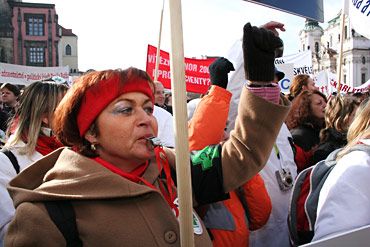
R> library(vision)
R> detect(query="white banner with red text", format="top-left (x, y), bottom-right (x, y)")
top-left (0, 62), bottom-right (69, 85)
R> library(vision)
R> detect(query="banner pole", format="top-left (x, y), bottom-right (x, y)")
top-left (154, 0), bottom-right (165, 82)
top-left (336, 0), bottom-right (346, 93)
top-left (168, 0), bottom-right (194, 246)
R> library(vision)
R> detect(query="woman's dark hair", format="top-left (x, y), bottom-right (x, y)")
top-left (285, 90), bottom-right (327, 130)
top-left (53, 67), bottom-right (154, 157)
top-left (1, 83), bottom-right (21, 97)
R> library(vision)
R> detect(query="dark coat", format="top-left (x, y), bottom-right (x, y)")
top-left (309, 128), bottom-right (347, 166)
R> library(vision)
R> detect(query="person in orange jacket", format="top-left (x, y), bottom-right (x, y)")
top-left (188, 57), bottom-right (272, 247)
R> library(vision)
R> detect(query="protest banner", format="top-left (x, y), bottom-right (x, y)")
top-left (276, 63), bottom-right (295, 94)
top-left (327, 70), bottom-right (370, 94)
top-left (0, 62), bottom-right (69, 85)
top-left (146, 45), bottom-right (216, 94)
top-left (344, 0), bottom-right (370, 40)
top-left (312, 70), bottom-right (370, 95)
top-left (244, 0), bottom-right (324, 22)
top-left (274, 50), bottom-right (313, 76)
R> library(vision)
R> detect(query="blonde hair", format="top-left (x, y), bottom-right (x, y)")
top-left (320, 95), bottom-right (359, 142)
top-left (337, 97), bottom-right (370, 159)
top-left (5, 81), bottom-right (68, 156)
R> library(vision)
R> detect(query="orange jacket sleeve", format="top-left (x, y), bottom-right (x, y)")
top-left (241, 174), bottom-right (272, 230)
top-left (188, 85), bottom-right (232, 151)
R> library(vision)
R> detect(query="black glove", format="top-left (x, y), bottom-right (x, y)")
top-left (243, 23), bottom-right (283, 83)
top-left (209, 57), bottom-right (235, 89)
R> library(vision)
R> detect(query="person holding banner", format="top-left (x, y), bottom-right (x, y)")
top-left (0, 80), bottom-right (68, 244)
top-left (5, 23), bottom-right (289, 246)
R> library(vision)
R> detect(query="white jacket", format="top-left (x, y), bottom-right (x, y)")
top-left (153, 105), bottom-right (175, 148)
top-left (0, 138), bottom-right (43, 245)
top-left (250, 124), bottom-right (298, 247)
top-left (313, 139), bottom-right (370, 241)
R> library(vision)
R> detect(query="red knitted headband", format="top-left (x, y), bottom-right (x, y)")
top-left (77, 74), bottom-right (154, 137)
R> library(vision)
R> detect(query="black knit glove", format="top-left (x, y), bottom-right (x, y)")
top-left (243, 23), bottom-right (283, 83)
top-left (209, 57), bottom-right (235, 89)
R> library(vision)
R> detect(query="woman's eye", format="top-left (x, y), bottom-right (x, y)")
top-left (144, 106), bottom-right (154, 114)
top-left (113, 107), bottom-right (132, 114)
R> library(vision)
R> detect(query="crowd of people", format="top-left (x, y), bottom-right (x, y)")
top-left (0, 20), bottom-right (370, 247)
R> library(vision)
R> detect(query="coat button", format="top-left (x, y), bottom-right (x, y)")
top-left (164, 230), bottom-right (177, 244)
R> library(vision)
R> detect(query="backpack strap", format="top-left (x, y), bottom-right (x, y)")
top-left (44, 201), bottom-right (82, 247)
top-left (1, 149), bottom-right (20, 174)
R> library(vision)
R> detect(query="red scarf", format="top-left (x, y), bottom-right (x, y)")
top-left (93, 146), bottom-right (178, 216)
top-left (35, 135), bottom-right (64, 156)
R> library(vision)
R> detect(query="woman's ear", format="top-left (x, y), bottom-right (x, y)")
top-left (84, 130), bottom-right (97, 144)
top-left (41, 116), bottom-right (49, 126)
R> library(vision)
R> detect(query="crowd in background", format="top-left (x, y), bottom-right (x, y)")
top-left (0, 20), bottom-right (370, 247)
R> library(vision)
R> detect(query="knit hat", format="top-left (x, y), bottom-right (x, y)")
top-left (242, 23), bottom-right (283, 82)
top-left (77, 74), bottom-right (154, 137)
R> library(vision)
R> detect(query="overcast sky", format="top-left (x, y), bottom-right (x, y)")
top-left (27, 0), bottom-right (343, 71)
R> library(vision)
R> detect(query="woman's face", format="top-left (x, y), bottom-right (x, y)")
top-left (88, 92), bottom-right (158, 169)
top-left (303, 78), bottom-right (318, 92)
top-left (310, 94), bottom-right (327, 119)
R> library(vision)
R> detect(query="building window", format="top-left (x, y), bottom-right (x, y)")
top-left (327, 42), bottom-right (329, 48)
top-left (338, 34), bottom-right (340, 41)
top-left (343, 58), bottom-right (346, 65)
top-left (315, 42), bottom-right (319, 53)
top-left (352, 29), bottom-right (355, 37)
top-left (303, 44), bottom-right (305, 51)
top-left (344, 74), bottom-right (347, 84)
top-left (26, 14), bottom-right (45, 36)
top-left (362, 56), bottom-right (366, 64)
top-left (345, 26), bottom-right (348, 39)
top-left (65, 45), bottom-right (72, 55)
top-left (330, 36), bottom-right (333, 47)
top-left (362, 73), bottom-right (366, 84)
top-left (307, 45), bottom-right (310, 50)
top-left (27, 47), bottom-right (45, 66)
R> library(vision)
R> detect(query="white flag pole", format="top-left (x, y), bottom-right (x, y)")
top-left (168, 0), bottom-right (194, 246)
top-left (336, 0), bottom-right (346, 93)
top-left (154, 0), bottom-right (165, 82)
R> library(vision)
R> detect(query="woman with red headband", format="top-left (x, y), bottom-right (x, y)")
top-left (5, 23), bottom-right (289, 246)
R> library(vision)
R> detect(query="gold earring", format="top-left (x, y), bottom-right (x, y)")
top-left (91, 143), bottom-right (97, 151)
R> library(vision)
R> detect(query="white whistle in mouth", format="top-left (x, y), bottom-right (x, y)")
top-left (146, 137), bottom-right (162, 147)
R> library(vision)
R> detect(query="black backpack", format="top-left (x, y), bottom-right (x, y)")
top-left (1, 149), bottom-right (82, 246)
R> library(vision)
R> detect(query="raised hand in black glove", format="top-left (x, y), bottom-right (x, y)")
top-left (243, 22), bottom-right (283, 84)
top-left (209, 57), bottom-right (235, 89)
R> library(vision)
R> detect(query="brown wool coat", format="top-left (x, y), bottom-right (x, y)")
top-left (5, 87), bottom-right (290, 247)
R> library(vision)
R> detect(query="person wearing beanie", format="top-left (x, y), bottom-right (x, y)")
top-left (5, 63), bottom-right (289, 246)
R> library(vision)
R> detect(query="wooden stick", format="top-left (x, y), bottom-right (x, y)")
top-left (336, 1), bottom-right (346, 93)
top-left (168, 0), bottom-right (195, 246)
top-left (154, 0), bottom-right (165, 82)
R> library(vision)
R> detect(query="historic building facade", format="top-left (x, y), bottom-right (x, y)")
top-left (299, 12), bottom-right (370, 87)
top-left (59, 27), bottom-right (78, 74)
top-left (0, 0), bottom-right (78, 71)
